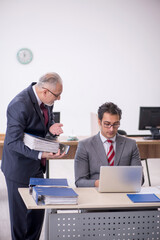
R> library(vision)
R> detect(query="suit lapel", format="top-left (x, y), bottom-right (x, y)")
top-left (28, 83), bottom-right (46, 128)
top-left (114, 134), bottom-right (125, 165)
top-left (91, 133), bottom-right (109, 166)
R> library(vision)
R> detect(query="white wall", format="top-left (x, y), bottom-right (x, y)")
top-left (1, 0), bottom-right (160, 136)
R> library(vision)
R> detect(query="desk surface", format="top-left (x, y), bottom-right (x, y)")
top-left (19, 187), bottom-right (160, 210)
top-left (59, 136), bottom-right (160, 159)
top-left (1, 134), bottom-right (160, 144)
top-left (1, 135), bottom-right (160, 159)
top-left (59, 136), bottom-right (160, 145)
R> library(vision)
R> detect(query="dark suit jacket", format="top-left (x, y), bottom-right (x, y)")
top-left (74, 132), bottom-right (144, 187)
top-left (2, 83), bottom-right (55, 184)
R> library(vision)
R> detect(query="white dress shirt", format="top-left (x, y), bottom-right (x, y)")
top-left (99, 132), bottom-right (116, 155)
top-left (32, 85), bottom-right (43, 160)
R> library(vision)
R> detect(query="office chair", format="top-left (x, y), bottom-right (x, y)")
top-left (142, 159), bottom-right (151, 186)
top-left (117, 129), bottom-right (127, 135)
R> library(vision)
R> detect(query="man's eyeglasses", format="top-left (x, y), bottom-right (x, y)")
top-left (103, 122), bottom-right (120, 129)
top-left (42, 87), bottom-right (61, 98)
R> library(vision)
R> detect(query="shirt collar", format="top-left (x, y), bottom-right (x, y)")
top-left (100, 132), bottom-right (116, 143)
top-left (32, 85), bottom-right (41, 106)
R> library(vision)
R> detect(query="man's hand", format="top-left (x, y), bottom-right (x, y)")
top-left (49, 123), bottom-right (63, 135)
top-left (42, 149), bottom-right (65, 159)
top-left (94, 180), bottom-right (99, 187)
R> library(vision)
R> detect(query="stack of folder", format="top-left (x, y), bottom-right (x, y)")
top-left (29, 178), bottom-right (78, 205)
top-left (23, 133), bottom-right (70, 154)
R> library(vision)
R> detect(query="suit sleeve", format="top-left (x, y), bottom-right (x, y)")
top-left (130, 141), bottom-right (145, 185)
top-left (6, 101), bottom-right (39, 160)
top-left (130, 141), bottom-right (142, 166)
top-left (74, 141), bottom-right (96, 187)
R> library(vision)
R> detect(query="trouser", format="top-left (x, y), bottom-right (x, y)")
top-left (5, 178), bottom-right (45, 240)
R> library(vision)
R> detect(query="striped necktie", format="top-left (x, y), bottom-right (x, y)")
top-left (107, 140), bottom-right (115, 166)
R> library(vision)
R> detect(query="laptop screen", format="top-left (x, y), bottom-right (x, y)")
top-left (98, 166), bottom-right (142, 193)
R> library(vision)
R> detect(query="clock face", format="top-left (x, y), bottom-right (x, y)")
top-left (17, 48), bottom-right (33, 64)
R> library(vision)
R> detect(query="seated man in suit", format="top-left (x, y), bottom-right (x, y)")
top-left (74, 102), bottom-right (144, 187)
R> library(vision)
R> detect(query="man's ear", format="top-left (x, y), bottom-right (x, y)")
top-left (43, 88), bottom-right (48, 96)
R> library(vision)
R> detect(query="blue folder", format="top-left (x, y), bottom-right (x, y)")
top-left (29, 178), bottom-right (68, 194)
top-left (29, 178), bottom-right (68, 186)
top-left (32, 186), bottom-right (78, 205)
top-left (127, 194), bottom-right (160, 203)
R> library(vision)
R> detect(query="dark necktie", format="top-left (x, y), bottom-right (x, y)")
top-left (107, 140), bottom-right (115, 166)
top-left (40, 103), bottom-right (48, 168)
top-left (40, 103), bottom-right (49, 126)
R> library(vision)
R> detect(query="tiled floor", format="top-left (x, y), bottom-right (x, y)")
top-left (0, 158), bottom-right (160, 240)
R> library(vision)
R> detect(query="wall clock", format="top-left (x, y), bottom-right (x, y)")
top-left (17, 48), bottom-right (33, 64)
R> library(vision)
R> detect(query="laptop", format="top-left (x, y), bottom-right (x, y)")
top-left (98, 166), bottom-right (142, 193)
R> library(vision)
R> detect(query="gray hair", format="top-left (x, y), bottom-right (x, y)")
top-left (37, 72), bottom-right (62, 88)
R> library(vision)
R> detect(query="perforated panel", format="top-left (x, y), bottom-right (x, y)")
top-left (49, 210), bottom-right (160, 240)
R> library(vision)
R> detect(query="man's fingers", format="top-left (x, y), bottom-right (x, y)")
top-left (57, 123), bottom-right (63, 127)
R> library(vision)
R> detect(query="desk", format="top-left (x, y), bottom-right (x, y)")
top-left (19, 187), bottom-right (160, 240)
top-left (59, 136), bottom-right (160, 185)
top-left (130, 137), bottom-right (160, 159)
top-left (59, 136), bottom-right (160, 159)
top-left (1, 135), bottom-right (160, 184)
top-left (1, 134), bottom-right (160, 160)
top-left (58, 136), bottom-right (160, 186)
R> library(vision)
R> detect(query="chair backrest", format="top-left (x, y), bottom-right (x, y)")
top-left (53, 112), bottom-right (60, 123)
top-left (118, 129), bottom-right (127, 136)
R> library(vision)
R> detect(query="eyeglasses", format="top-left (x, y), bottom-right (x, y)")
top-left (42, 87), bottom-right (61, 98)
top-left (103, 122), bottom-right (120, 129)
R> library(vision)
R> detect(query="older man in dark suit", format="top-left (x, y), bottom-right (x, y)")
top-left (75, 102), bottom-right (144, 188)
top-left (1, 72), bottom-right (64, 240)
